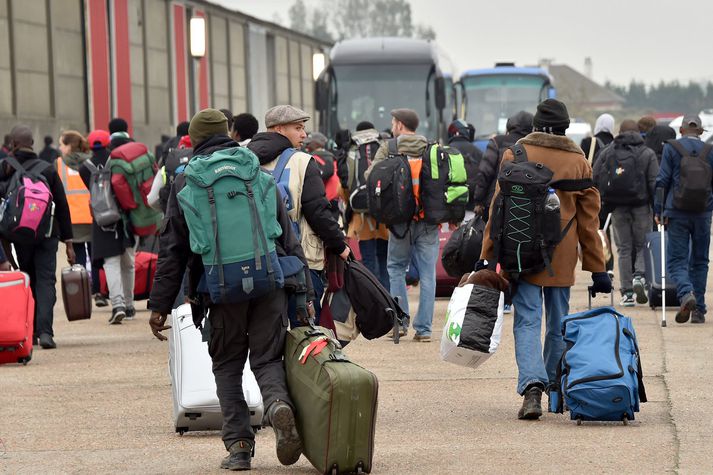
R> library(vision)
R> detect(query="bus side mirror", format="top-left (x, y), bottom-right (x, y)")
top-left (435, 77), bottom-right (446, 110)
top-left (548, 86), bottom-right (556, 99)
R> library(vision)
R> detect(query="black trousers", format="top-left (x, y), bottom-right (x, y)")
top-left (15, 237), bottom-right (59, 338)
top-left (208, 288), bottom-right (292, 449)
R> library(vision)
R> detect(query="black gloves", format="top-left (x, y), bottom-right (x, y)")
top-left (474, 259), bottom-right (489, 272)
top-left (590, 272), bottom-right (612, 296)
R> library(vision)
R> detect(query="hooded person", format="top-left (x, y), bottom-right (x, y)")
top-left (581, 113), bottom-right (615, 167)
top-left (479, 98), bottom-right (611, 421)
top-left (149, 108), bottom-right (313, 471)
top-left (473, 110), bottom-right (534, 218)
top-left (645, 124), bottom-right (677, 164)
top-left (248, 105), bottom-right (348, 327)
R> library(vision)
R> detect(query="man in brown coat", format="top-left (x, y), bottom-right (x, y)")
top-left (479, 99), bottom-right (612, 420)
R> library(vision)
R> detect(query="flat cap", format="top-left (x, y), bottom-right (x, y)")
top-left (265, 105), bottom-right (310, 128)
top-left (189, 108), bottom-right (229, 147)
top-left (391, 108), bottom-right (419, 132)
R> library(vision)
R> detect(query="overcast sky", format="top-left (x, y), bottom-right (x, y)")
top-left (214, 0), bottom-right (713, 87)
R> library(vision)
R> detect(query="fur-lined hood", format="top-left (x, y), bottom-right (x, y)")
top-left (518, 132), bottom-right (584, 155)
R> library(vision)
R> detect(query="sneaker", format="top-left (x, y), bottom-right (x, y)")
top-left (691, 309), bottom-right (706, 324)
top-left (109, 307), bottom-right (126, 325)
top-left (675, 292), bottom-right (697, 324)
top-left (619, 293), bottom-right (635, 307)
top-left (39, 333), bottom-right (56, 349)
top-left (503, 304), bottom-right (513, 314)
top-left (93, 293), bottom-right (109, 307)
top-left (220, 440), bottom-right (253, 471)
top-left (267, 401), bottom-right (302, 466)
top-left (632, 277), bottom-right (648, 304)
top-left (412, 333), bottom-right (432, 342)
top-left (518, 385), bottom-right (543, 420)
top-left (124, 307), bottom-right (136, 321)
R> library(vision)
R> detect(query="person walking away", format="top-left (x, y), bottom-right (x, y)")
top-left (304, 132), bottom-right (341, 222)
top-left (365, 109), bottom-right (437, 342)
top-left (39, 135), bottom-right (60, 168)
top-left (479, 99), bottom-right (611, 419)
top-left (149, 108), bottom-right (311, 470)
top-left (0, 125), bottom-right (75, 349)
top-left (148, 134), bottom-right (192, 212)
top-left (159, 121), bottom-right (190, 165)
top-left (248, 105), bottom-right (349, 326)
top-left (638, 116), bottom-right (656, 138)
top-left (447, 119), bottom-right (482, 215)
top-left (594, 120), bottom-right (658, 306)
top-left (341, 121), bottom-right (390, 290)
top-left (581, 113), bottom-right (615, 168)
top-left (654, 114), bottom-right (713, 324)
top-left (58, 131), bottom-right (97, 292)
top-left (646, 125), bottom-right (677, 164)
top-left (473, 111), bottom-right (533, 220)
top-left (231, 113), bottom-right (259, 146)
top-left (79, 130), bottom-right (137, 324)
top-left (108, 117), bottom-right (133, 150)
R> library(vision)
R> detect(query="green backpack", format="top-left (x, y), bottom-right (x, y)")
top-left (109, 142), bottom-right (162, 236)
top-left (177, 146), bottom-right (285, 304)
top-left (419, 144), bottom-right (470, 224)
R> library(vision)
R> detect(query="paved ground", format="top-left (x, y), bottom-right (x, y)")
top-left (1, 263), bottom-right (712, 474)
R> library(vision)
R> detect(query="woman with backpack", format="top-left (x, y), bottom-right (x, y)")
top-left (79, 130), bottom-right (137, 325)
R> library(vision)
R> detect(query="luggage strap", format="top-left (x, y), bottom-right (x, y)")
top-left (272, 148), bottom-right (297, 183)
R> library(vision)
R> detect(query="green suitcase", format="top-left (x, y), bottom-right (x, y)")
top-left (285, 326), bottom-right (378, 474)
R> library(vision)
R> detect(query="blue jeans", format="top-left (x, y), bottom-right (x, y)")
top-left (288, 269), bottom-right (324, 328)
top-left (667, 215), bottom-right (711, 313)
top-left (359, 239), bottom-right (390, 291)
top-left (387, 221), bottom-right (440, 336)
top-left (512, 280), bottom-right (570, 395)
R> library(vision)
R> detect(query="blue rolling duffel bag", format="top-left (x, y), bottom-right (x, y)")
top-left (549, 306), bottom-right (647, 425)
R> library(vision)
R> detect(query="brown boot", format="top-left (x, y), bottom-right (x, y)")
top-left (518, 385), bottom-right (543, 420)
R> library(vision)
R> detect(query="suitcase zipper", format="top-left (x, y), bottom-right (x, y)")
top-left (0, 278), bottom-right (26, 288)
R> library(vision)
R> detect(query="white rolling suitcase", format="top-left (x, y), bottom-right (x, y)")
top-left (169, 304), bottom-right (264, 434)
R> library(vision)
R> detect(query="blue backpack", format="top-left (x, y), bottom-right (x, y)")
top-left (549, 307), bottom-right (647, 424)
top-left (270, 148), bottom-right (301, 238)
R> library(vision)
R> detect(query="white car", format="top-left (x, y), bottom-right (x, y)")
top-left (565, 121), bottom-right (593, 148)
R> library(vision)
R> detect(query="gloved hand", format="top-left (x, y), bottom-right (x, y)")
top-left (474, 259), bottom-right (489, 272)
top-left (590, 272), bottom-right (612, 296)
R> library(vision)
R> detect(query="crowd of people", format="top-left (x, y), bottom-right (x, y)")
top-left (2, 97), bottom-right (712, 470)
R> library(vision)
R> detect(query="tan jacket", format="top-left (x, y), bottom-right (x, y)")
top-left (480, 132), bottom-right (606, 287)
top-left (262, 150), bottom-right (326, 270)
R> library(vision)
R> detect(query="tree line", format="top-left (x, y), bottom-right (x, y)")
top-left (605, 80), bottom-right (713, 113)
top-left (287, 0), bottom-right (436, 43)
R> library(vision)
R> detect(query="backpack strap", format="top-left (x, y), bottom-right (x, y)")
top-left (667, 139), bottom-right (689, 158)
top-left (245, 181), bottom-right (275, 288)
top-left (700, 143), bottom-right (713, 162)
top-left (387, 138), bottom-right (398, 156)
top-left (206, 186), bottom-right (227, 302)
top-left (6, 156), bottom-right (50, 179)
top-left (587, 137), bottom-right (597, 164)
top-left (510, 143), bottom-right (528, 163)
top-left (549, 178), bottom-right (594, 191)
top-left (83, 159), bottom-right (98, 173)
top-left (273, 148), bottom-right (297, 182)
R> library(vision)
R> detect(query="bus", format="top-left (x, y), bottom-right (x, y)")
top-left (315, 37), bottom-right (456, 143)
top-left (458, 64), bottom-right (555, 149)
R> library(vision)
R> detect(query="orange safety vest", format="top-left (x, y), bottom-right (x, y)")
top-left (57, 158), bottom-right (92, 225)
top-left (407, 156), bottom-right (425, 220)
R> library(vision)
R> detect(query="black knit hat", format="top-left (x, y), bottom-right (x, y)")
top-left (533, 99), bottom-right (570, 135)
top-left (108, 117), bottom-right (128, 134)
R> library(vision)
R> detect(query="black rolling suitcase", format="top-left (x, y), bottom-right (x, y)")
top-left (644, 230), bottom-right (679, 308)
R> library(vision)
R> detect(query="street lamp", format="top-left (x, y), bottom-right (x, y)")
top-left (190, 16), bottom-right (206, 58)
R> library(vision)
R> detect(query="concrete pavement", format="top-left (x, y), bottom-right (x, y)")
top-left (1, 268), bottom-right (711, 474)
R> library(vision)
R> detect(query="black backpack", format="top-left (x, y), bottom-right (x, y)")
top-left (366, 139), bottom-right (416, 230)
top-left (347, 137), bottom-right (381, 213)
top-left (489, 144), bottom-right (593, 279)
top-left (441, 215), bottom-right (486, 278)
top-left (598, 145), bottom-right (648, 206)
top-left (668, 140), bottom-right (713, 212)
top-left (159, 147), bottom-right (192, 212)
top-left (343, 257), bottom-right (409, 341)
top-left (420, 144), bottom-right (470, 224)
top-left (311, 150), bottom-right (335, 181)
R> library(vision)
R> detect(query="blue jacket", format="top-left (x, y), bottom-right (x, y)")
top-left (654, 136), bottom-right (713, 218)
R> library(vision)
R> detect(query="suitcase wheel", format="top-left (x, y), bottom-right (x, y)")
top-left (622, 415), bottom-right (629, 426)
top-left (19, 349), bottom-right (32, 365)
top-left (176, 427), bottom-right (188, 436)
top-left (575, 416), bottom-right (583, 426)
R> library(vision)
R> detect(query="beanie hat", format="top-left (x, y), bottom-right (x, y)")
top-left (176, 121), bottom-right (190, 137)
top-left (87, 129), bottom-right (111, 149)
top-left (108, 117), bottom-right (129, 134)
top-left (356, 121), bottom-right (375, 131)
top-left (189, 108), bottom-right (229, 147)
top-left (533, 99), bottom-right (570, 135)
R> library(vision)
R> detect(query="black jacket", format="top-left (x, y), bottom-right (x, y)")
top-left (473, 112), bottom-right (533, 208)
top-left (448, 136), bottom-right (483, 208)
top-left (0, 149), bottom-right (73, 241)
top-left (148, 134), bottom-right (313, 316)
top-left (581, 131), bottom-right (614, 168)
top-left (645, 125), bottom-right (677, 164)
top-left (79, 147), bottom-right (135, 260)
top-left (248, 132), bottom-right (346, 254)
top-left (39, 145), bottom-right (60, 166)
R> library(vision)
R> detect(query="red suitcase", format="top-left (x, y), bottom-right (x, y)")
top-left (61, 265), bottom-right (92, 321)
top-left (99, 251), bottom-right (157, 300)
top-left (0, 271), bottom-right (35, 365)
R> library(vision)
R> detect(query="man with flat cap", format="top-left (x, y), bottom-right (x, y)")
top-left (149, 108), bottom-right (313, 470)
top-left (365, 108), bottom-right (438, 343)
top-left (249, 105), bottom-right (349, 326)
top-left (655, 114), bottom-right (713, 324)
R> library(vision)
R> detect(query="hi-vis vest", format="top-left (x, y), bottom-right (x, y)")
top-left (57, 158), bottom-right (92, 225)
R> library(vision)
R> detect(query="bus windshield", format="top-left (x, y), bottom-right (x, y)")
top-left (333, 64), bottom-right (436, 138)
top-left (463, 74), bottom-right (548, 139)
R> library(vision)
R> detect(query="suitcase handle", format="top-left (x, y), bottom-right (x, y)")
top-left (587, 285), bottom-right (614, 309)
